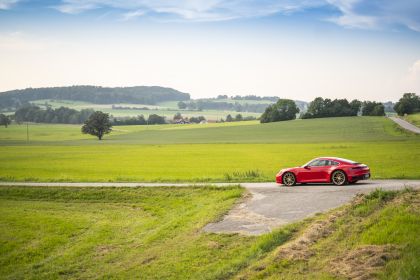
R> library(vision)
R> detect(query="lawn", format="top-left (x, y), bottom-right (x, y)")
top-left (0, 186), bottom-right (297, 279)
top-left (0, 117), bottom-right (419, 182)
top-left (0, 186), bottom-right (418, 279)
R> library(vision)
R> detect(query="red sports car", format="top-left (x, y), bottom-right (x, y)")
top-left (276, 157), bottom-right (370, 186)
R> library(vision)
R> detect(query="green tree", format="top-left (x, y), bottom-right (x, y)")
top-left (0, 114), bottom-right (11, 128)
top-left (225, 114), bottom-right (234, 122)
top-left (173, 112), bottom-right (183, 121)
top-left (362, 101), bottom-right (385, 116)
top-left (177, 101), bottom-right (187, 109)
top-left (81, 111), bottom-right (112, 140)
top-left (394, 93), bottom-right (420, 116)
top-left (235, 114), bottom-right (243, 121)
top-left (148, 114), bottom-right (166, 125)
top-left (260, 99), bottom-right (299, 123)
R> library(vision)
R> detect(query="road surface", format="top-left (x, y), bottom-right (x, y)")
top-left (1, 180), bottom-right (420, 235)
top-left (389, 116), bottom-right (420, 134)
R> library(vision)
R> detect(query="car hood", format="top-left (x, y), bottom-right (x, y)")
top-left (279, 167), bottom-right (300, 173)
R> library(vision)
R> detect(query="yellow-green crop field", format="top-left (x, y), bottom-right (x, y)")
top-left (0, 117), bottom-right (419, 182)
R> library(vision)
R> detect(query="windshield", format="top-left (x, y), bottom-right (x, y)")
top-left (302, 159), bottom-right (316, 167)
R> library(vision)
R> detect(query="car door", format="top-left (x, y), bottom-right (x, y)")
top-left (308, 160), bottom-right (328, 181)
top-left (298, 159), bottom-right (324, 182)
top-left (318, 160), bottom-right (333, 182)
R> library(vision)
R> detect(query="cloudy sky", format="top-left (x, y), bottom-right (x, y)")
top-left (0, 0), bottom-right (419, 101)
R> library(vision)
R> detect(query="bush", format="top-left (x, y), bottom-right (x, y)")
top-left (260, 99), bottom-right (299, 123)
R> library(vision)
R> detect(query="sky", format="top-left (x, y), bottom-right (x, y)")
top-left (0, 0), bottom-right (419, 102)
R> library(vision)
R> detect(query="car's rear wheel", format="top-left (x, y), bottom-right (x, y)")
top-left (283, 172), bottom-right (296, 186)
top-left (331, 170), bottom-right (347, 186)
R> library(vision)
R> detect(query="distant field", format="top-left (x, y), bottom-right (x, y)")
top-left (405, 113), bottom-right (420, 127)
top-left (0, 117), bottom-right (418, 182)
top-left (30, 99), bottom-right (261, 120)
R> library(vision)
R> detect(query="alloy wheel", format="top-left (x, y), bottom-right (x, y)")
top-left (283, 172), bottom-right (296, 186)
top-left (332, 171), bottom-right (346, 185)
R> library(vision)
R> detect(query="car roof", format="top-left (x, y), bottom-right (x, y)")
top-left (316, 157), bottom-right (359, 164)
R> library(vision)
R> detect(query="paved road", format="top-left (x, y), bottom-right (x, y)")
top-left (2, 180), bottom-right (420, 235)
top-left (204, 180), bottom-right (420, 235)
top-left (389, 117), bottom-right (420, 134)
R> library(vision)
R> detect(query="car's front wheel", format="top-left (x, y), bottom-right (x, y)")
top-left (283, 172), bottom-right (296, 186)
top-left (331, 170), bottom-right (347, 186)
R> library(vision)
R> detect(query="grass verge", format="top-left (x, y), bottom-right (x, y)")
top-left (234, 188), bottom-right (420, 279)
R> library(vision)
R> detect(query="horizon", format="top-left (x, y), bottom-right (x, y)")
top-left (0, 1), bottom-right (419, 102)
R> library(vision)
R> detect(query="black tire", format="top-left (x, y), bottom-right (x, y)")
top-left (283, 172), bottom-right (296, 186)
top-left (331, 170), bottom-right (347, 186)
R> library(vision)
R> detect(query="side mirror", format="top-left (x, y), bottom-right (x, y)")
top-left (304, 166), bottom-right (310, 169)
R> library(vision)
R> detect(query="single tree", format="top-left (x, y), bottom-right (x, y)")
top-left (177, 101), bottom-right (187, 109)
top-left (0, 114), bottom-right (11, 128)
top-left (81, 111), bottom-right (112, 140)
top-left (225, 114), bottom-right (234, 122)
top-left (148, 114), bottom-right (166, 125)
top-left (235, 114), bottom-right (243, 121)
top-left (173, 112), bottom-right (183, 120)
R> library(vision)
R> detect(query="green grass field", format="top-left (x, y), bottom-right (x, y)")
top-left (0, 117), bottom-right (419, 182)
top-left (0, 186), bottom-right (418, 279)
top-left (405, 113), bottom-right (420, 127)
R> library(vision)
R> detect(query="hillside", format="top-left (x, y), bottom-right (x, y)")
top-left (0, 86), bottom-right (191, 110)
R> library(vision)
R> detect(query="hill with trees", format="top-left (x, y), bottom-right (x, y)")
top-left (0, 86), bottom-right (190, 110)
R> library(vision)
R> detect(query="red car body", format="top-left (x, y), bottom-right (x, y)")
top-left (276, 157), bottom-right (370, 186)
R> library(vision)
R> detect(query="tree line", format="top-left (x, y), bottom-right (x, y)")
top-left (177, 100), bottom-right (272, 113)
top-left (112, 114), bottom-right (166, 125)
top-left (259, 96), bottom-right (401, 123)
top-left (216, 95), bottom-right (279, 102)
top-left (14, 105), bottom-right (94, 124)
top-left (0, 85), bottom-right (190, 110)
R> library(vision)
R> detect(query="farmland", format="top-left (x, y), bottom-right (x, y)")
top-left (30, 99), bottom-right (262, 120)
top-left (0, 116), bottom-right (419, 182)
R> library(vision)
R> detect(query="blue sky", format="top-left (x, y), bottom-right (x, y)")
top-left (0, 0), bottom-right (419, 101)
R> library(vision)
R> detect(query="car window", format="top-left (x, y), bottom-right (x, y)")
top-left (331, 161), bottom-right (339, 166)
top-left (308, 160), bottom-right (324, 166)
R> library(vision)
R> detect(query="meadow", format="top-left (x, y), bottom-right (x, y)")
top-left (405, 113), bottom-right (420, 127)
top-left (0, 117), bottom-right (419, 182)
top-left (0, 186), bottom-right (418, 279)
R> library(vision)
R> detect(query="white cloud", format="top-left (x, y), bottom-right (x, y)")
top-left (0, 0), bottom-right (19, 10)
top-left (53, 0), bottom-right (325, 21)
top-left (326, 0), bottom-right (420, 32)
top-left (405, 60), bottom-right (420, 92)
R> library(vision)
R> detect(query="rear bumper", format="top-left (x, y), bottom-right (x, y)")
top-left (349, 172), bottom-right (370, 181)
